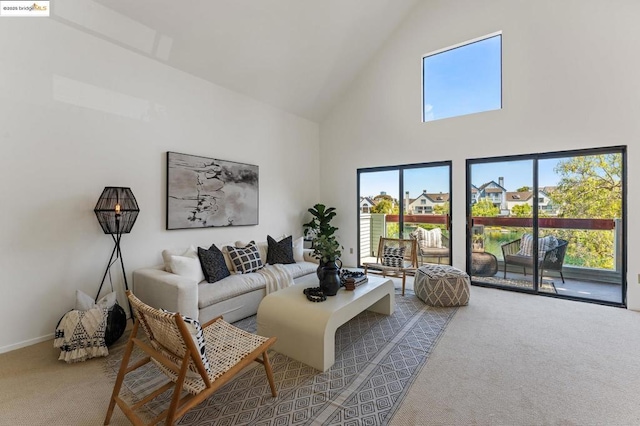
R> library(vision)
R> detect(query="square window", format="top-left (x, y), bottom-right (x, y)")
top-left (423, 32), bottom-right (502, 122)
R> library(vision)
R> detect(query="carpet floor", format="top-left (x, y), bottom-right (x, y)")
top-left (104, 284), bottom-right (457, 425)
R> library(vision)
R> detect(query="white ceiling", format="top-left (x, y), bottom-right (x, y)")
top-left (86, 0), bottom-right (419, 122)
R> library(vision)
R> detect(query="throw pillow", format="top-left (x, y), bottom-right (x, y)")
top-left (161, 309), bottom-right (210, 374)
top-left (198, 244), bottom-right (231, 284)
top-left (538, 235), bottom-right (559, 260)
top-left (226, 242), bottom-right (264, 274)
top-left (162, 246), bottom-right (197, 273)
top-left (517, 234), bottom-right (559, 260)
top-left (411, 227), bottom-right (442, 249)
top-left (169, 255), bottom-right (205, 283)
top-left (75, 290), bottom-right (117, 311)
top-left (292, 236), bottom-right (305, 263)
top-left (517, 233), bottom-right (534, 257)
top-left (266, 235), bottom-right (295, 265)
top-left (382, 245), bottom-right (406, 268)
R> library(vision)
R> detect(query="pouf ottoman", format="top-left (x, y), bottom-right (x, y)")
top-left (414, 264), bottom-right (470, 307)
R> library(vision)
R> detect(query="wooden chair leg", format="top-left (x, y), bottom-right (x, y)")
top-left (105, 323), bottom-right (138, 425)
top-left (262, 351), bottom-right (277, 397)
top-left (560, 271), bottom-right (565, 283)
top-left (401, 272), bottom-right (406, 296)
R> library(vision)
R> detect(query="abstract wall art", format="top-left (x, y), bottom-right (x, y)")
top-left (166, 152), bottom-right (259, 229)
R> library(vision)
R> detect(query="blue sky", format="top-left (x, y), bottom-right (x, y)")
top-left (360, 159), bottom-right (562, 200)
top-left (423, 34), bottom-right (502, 122)
top-left (360, 34), bottom-right (564, 200)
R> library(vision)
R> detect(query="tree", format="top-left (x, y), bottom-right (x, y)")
top-left (549, 153), bottom-right (622, 269)
top-left (511, 203), bottom-right (532, 217)
top-left (434, 202), bottom-right (450, 215)
top-left (472, 198), bottom-right (499, 217)
top-left (516, 186), bottom-right (531, 192)
top-left (371, 199), bottom-right (398, 214)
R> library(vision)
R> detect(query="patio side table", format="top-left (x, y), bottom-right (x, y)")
top-left (471, 251), bottom-right (498, 277)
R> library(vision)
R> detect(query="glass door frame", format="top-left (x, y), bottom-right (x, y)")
top-left (466, 146), bottom-right (627, 307)
top-left (357, 160), bottom-right (453, 267)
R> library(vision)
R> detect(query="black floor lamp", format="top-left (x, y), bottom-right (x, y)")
top-left (94, 187), bottom-right (140, 326)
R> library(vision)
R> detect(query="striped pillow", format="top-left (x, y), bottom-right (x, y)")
top-left (382, 245), bottom-right (406, 267)
top-left (517, 234), bottom-right (558, 260)
top-left (226, 241), bottom-right (264, 274)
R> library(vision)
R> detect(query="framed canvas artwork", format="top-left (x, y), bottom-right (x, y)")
top-left (166, 152), bottom-right (259, 229)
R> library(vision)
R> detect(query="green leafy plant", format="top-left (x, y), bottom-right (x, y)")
top-left (303, 203), bottom-right (342, 263)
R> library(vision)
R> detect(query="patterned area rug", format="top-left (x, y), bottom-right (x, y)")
top-left (472, 276), bottom-right (557, 293)
top-left (105, 286), bottom-right (457, 425)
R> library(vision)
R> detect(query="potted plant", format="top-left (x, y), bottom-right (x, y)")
top-left (303, 204), bottom-right (342, 295)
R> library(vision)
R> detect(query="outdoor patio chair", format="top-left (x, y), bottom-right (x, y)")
top-left (409, 227), bottom-right (450, 265)
top-left (105, 291), bottom-right (277, 426)
top-left (363, 237), bottom-right (418, 296)
top-left (501, 236), bottom-right (568, 285)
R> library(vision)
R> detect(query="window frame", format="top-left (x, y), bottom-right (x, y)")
top-left (422, 31), bottom-right (503, 122)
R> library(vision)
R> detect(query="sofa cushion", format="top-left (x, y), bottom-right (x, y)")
top-left (280, 261), bottom-right (318, 279)
top-left (169, 254), bottom-right (205, 283)
top-left (197, 273), bottom-right (268, 308)
top-left (162, 246), bottom-right (197, 273)
top-left (292, 236), bottom-right (304, 262)
top-left (198, 244), bottom-right (231, 284)
top-left (235, 240), bottom-right (268, 265)
top-left (267, 235), bottom-right (295, 265)
top-left (227, 242), bottom-right (263, 274)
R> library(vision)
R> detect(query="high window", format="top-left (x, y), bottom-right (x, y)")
top-left (422, 32), bottom-right (502, 122)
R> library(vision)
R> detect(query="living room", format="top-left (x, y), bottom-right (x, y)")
top-left (2, 0), bottom-right (640, 424)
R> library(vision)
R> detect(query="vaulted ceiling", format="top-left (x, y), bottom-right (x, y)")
top-left (85, 0), bottom-right (419, 122)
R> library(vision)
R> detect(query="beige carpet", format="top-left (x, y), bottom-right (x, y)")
top-left (391, 285), bottom-right (640, 426)
top-left (3, 282), bottom-right (640, 425)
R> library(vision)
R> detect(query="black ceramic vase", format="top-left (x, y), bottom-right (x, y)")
top-left (317, 260), bottom-right (342, 296)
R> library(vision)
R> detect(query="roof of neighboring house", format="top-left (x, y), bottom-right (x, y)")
top-left (506, 191), bottom-right (533, 201)
top-left (408, 192), bottom-right (450, 204)
top-left (360, 196), bottom-right (376, 205)
top-left (426, 193), bottom-right (449, 202)
top-left (540, 186), bottom-right (556, 194)
top-left (478, 180), bottom-right (507, 192)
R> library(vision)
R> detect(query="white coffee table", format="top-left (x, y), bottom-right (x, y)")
top-left (256, 274), bottom-right (394, 371)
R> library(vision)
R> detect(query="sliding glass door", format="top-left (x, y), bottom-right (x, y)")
top-left (467, 147), bottom-right (626, 306)
top-left (358, 162), bottom-right (452, 266)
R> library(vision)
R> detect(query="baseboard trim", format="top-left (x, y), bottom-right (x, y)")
top-left (0, 333), bottom-right (53, 354)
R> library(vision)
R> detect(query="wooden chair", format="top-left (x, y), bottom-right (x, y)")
top-left (363, 237), bottom-right (418, 296)
top-left (501, 237), bottom-right (568, 285)
top-left (105, 291), bottom-right (277, 426)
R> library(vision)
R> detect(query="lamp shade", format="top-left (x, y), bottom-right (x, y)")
top-left (94, 187), bottom-right (140, 234)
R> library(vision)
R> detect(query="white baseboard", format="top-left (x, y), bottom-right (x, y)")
top-left (0, 333), bottom-right (54, 354)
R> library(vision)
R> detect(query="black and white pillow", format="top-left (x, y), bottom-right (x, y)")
top-left (226, 241), bottom-right (263, 274)
top-left (382, 245), bottom-right (406, 268)
top-left (266, 235), bottom-right (295, 265)
top-left (198, 244), bottom-right (231, 283)
top-left (161, 310), bottom-right (210, 374)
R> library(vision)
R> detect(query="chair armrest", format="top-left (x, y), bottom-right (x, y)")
top-left (133, 266), bottom-right (200, 320)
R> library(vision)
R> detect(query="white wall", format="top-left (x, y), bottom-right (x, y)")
top-left (320, 0), bottom-right (640, 308)
top-left (0, 18), bottom-right (319, 351)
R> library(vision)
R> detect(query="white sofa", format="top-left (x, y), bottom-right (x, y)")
top-left (133, 239), bottom-right (318, 324)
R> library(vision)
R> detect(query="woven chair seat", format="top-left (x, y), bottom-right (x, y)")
top-left (154, 320), bottom-right (271, 395)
